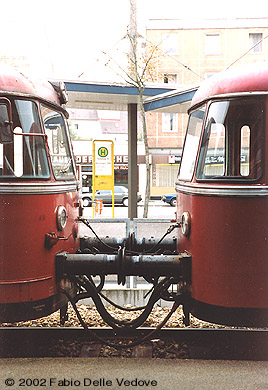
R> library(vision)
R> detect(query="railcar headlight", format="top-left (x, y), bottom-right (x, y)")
top-left (56, 206), bottom-right (68, 231)
top-left (181, 211), bottom-right (191, 236)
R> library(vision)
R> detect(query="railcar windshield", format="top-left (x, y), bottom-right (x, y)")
top-left (0, 98), bottom-right (50, 178)
top-left (41, 105), bottom-right (75, 180)
top-left (195, 98), bottom-right (264, 181)
top-left (178, 106), bottom-right (205, 181)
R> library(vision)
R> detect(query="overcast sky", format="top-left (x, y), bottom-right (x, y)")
top-left (1, 0), bottom-right (267, 81)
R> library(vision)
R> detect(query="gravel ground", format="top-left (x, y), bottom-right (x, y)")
top-left (1, 304), bottom-right (249, 358)
top-left (0, 304), bottom-right (232, 329)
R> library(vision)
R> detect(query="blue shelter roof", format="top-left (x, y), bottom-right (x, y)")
top-left (64, 80), bottom-right (197, 112)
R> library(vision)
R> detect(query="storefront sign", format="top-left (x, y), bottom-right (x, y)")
top-left (205, 155), bottom-right (247, 164)
top-left (168, 155), bottom-right (181, 164)
top-left (75, 155), bottom-right (93, 164)
top-left (75, 154), bottom-right (128, 165)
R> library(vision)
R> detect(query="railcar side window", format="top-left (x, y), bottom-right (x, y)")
top-left (0, 99), bottom-right (50, 178)
top-left (41, 106), bottom-right (75, 180)
top-left (0, 104), bottom-right (12, 144)
top-left (241, 125), bottom-right (250, 176)
top-left (178, 106), bottom-right (205, 181)
top-left (196, 98), bottom-right (264, 181)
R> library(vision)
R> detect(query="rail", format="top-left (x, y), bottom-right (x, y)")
top-left (1, 327), bottom-right (267, 360)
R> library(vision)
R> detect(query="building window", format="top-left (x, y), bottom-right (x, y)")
top-left (152, 164), bottom-right (179, 187)
top-left (163, 73), bottom-right (178, 84)
top-left (205, 72), bottom-right (218, 79)
top-left (162, 34), bottom-right (179, 55)
top-left (249, 33), bottom-right (263, 53)
top-left (205, 34), bottom-right (221, 55)
top-left (162, 113), bottom-right (178, 132)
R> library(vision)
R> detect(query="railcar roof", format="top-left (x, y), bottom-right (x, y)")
top-left (190, 62), bottom-right (268, 109)
top-left (0, 64), bottom-right (60, 105)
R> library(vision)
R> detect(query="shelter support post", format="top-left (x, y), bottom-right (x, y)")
top-left (128, 103), bottom-right (138, 220)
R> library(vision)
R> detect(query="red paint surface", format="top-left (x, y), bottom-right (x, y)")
top-left (0, 64), bottom-right (60, 105)
top-left (191, 62), bottom-right (268, 108)
top-left (0, 191), bottom-right (79, 303)
top-left (177, 192), bottom-right (268, 308)
top-left (177, 63), bottom-right (268, 310)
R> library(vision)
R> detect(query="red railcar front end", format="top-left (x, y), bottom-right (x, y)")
top-left (176, 63), bottom-right (268, 326)
top-left (0, 66), bottom-right (80, 322)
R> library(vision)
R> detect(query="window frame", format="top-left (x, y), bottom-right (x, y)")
top-left (162, 33), bottom-right (179, 55)
top-left (177, 105), bottom-right (206, 182)
top-left (162, 112), bottom-right (178, 133)
top-left (195, 97), bottom-right (265, 183)
top-left (41, 104), bottom-right (76, 181)
top-left (204, 33), bottom-right (221, 55)
top-left (0, 97), bottom-right (51, 180)
top-left (249, 32), bottom-right (263, 53)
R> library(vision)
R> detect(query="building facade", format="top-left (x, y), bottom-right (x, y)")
top-left (68, 18), bottom-right (268, 198)
top-left (146, 18), bottom-right (268, 196)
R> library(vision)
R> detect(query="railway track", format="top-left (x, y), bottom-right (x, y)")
top-left (0, 327), bottom-right (267, 360)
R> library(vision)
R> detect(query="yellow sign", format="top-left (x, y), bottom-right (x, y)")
top-left (94, 141), bottom-right (113, 176)
top-left (92, 140), bottom-right (114, 217)
top-left (98, 147), bottom-right (109, 157)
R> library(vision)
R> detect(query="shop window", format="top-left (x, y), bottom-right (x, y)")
top-left (115, 169), bottom-right (128, 186)
top-left (153, 164), bottom-right (179, 187)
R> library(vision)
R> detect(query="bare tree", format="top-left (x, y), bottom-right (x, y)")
top-left (127, 40), bottom-right (158, 217)
top-left (102, 0), bottom-right (160, 217)
top-left (126, 0), bottom-right (159, 217)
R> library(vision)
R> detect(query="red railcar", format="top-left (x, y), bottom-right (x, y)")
top-left (0, 65), bottom-right (80, 322)
top-left (2, 62), bottom-right (267, 330)
top-left (176, 62), bottom-right (268, 326)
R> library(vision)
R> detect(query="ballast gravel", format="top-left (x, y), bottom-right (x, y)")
top-left (1, 304), bottom-right (251, 359)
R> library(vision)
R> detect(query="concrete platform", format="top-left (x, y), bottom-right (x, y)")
top-left (1, 358), bottom-right (267, 390)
